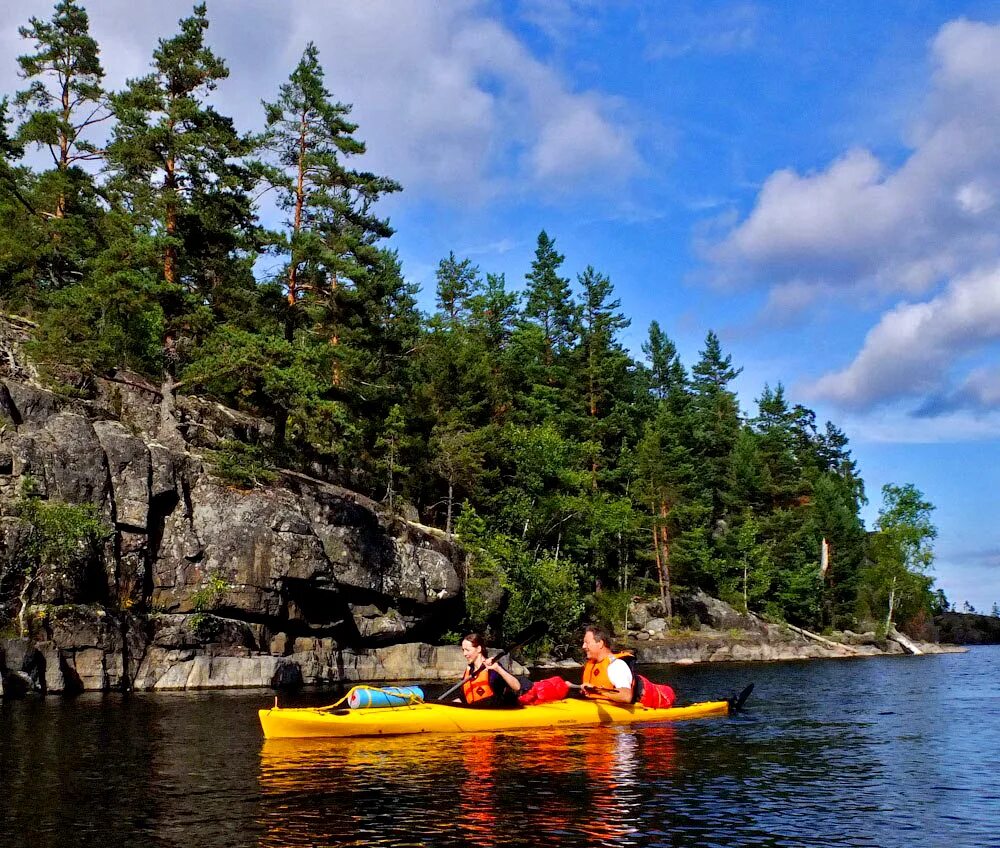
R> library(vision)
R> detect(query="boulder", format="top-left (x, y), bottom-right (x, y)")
top-left (350, 604), bottom-right (409, 641)
top-left (674, 590), bottom-right (766, 633)
top-left (934, 611), bottom-right (1000, 645)
top-left (133, 649), bottom-right (301, 690)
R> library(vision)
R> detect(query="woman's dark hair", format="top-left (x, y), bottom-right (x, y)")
top-left (584, 624), bottom-right (614, 651)
top-left (462, 632), bottom-right (490, 657)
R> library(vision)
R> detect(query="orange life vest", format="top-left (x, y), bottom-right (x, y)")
top-left (582, 651), bottom-right (634, 699)
top-left (461, 663), bottom-right (496, 704)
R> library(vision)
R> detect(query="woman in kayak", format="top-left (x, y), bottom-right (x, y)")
top-left (457, 633), bottom-right (522, 708)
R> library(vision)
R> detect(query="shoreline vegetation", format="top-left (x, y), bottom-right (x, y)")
top-left (1, 595), bottom-right (981, 699)
top-left (1, 3), bottom-right (995, 700)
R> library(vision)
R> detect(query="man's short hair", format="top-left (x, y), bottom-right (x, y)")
top-left (584, 624), bottom-right (614, 651)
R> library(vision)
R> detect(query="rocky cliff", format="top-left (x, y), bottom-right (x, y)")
top-left (0, 315), bottom-right (466, 696)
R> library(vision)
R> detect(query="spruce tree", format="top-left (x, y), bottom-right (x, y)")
top-left (575, 266), bottom-right (631, 486)
top-left (690, 330), bottom-right (743, 522)
top-left (435, 252), bottom-right (479, 323)
top-left (523, 230), bottom-right (576, 372)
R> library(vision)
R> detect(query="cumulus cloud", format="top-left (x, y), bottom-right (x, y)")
top-left (806, 265), bottom-right (1000, 410)
top-left (707, 18), bottom-right (1000, 415)
top-left (0, 0), bottom-right (638, 202)
top-left (712, 19), bottom-right (1000, 296)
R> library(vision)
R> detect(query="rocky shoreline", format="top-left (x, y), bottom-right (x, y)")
top-left (0, 606), bottom-right (967, 698)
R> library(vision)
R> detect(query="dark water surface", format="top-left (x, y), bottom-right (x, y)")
top-left (2, 646), bottom-right (998, 847)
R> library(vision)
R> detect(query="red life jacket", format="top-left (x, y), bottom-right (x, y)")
top-left (582, 651), bottom-right (635, 699)
top-left (461, 663), bottom-right (496, 704)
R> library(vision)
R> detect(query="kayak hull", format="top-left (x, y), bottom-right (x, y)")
top-left (258, 697), bottom-right (730, 739)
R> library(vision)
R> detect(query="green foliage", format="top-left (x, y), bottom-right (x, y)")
top-left (858, 483), bottom-right (938, 627)
top-left (190, 572), bottom-right (231, 613)
top-left (206, 440), bottom-right (277, 488)
top-left (584, 587), bottom-right (632, 634)
top-left (13, 478), bottom-right (110, 567)
top-left (214, 441), bottom-right (278, 488)
top-left (3, 478), bottom-right (110, 633)
top-left (456, 505), bottom-right (583, 650)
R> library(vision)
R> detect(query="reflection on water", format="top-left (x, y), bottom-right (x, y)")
top-left (257, 724), bottom-right (670, 848)
top-left (3, 648), bottom-right (999, 847)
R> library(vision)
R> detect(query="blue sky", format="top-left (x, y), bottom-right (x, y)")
top-left (3, 1), bottom-right (1000, 612)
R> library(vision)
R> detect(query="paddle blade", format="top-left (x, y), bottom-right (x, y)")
top-left (728, 683), bottom-right (755, 713)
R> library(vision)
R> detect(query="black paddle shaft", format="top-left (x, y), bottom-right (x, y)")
top-left (436, 621), bottom-right (548, 702)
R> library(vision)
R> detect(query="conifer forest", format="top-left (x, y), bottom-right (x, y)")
top-left (0, 2), bottom-right (946, 644)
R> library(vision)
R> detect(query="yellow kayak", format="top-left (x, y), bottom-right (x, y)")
top-left (259, 697), bottom-right (731, 739)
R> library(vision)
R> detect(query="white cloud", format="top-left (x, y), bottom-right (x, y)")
top-left (712, 19), bottom-right (1000, 296)
top-left (917, 365), bottom-right (1000, 416)
top-left (644, 3), bottom-right (762, 59)
top-left (840, 405), bottom-right (1000, 444)
top-left (708, 18), bottom-right (1000, 415)
top-left (0, 0), bottom-right (639, 203)
top-left (805, 265), bottom-right (1000, 409)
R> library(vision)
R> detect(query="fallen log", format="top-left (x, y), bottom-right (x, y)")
top-left (783, 622), bottom-right (860, 655)
top-left (887, 628), bottom-right (924, 655)
top-left (748, 613), bottom-right (858, 655)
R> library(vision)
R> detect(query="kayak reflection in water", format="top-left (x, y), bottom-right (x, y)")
top-left (457, 633), bottom-right (522, 708)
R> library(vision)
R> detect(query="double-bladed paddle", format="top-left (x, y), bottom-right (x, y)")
top-left (437, 620), bottom-right (549, 702)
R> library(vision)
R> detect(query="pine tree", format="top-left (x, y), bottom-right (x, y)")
top-left (105, 3), bottom-right (259, 359)
top-left (15, 0), bottom-right (108, 220)
top-left (262, 41), bottom-right (399, 340)
top-left (637, 325), bottom-right (701, 616)
top-left (0, 100), bottom-right (46, 307)
top-left (10, 1), bottom-right (109, 294)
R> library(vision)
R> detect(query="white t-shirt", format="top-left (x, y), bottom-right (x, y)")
top-left (606, 657), bottom-right (634, 689)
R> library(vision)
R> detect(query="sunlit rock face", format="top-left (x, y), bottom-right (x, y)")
top-left (0, 320), bottom-right (465, 693)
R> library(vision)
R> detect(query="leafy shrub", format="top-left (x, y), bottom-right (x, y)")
top-left (190, 572), bottom-right (231, 612)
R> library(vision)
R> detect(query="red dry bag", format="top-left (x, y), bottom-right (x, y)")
top-left (637, 675), bottom-right (675, 708)
top-left (518, 675), bottom-right (569, 705)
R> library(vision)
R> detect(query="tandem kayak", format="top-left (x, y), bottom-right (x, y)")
top-left (258, 696), bottom-right (733, 739)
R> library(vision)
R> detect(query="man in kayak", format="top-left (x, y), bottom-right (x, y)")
top-left (580, 625), bottom-right (635, 704)
top-left (458, 633), bottom-right (522, 708)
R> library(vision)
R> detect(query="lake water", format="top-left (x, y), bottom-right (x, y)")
top-left (2, 646), bottom-right (998, 847)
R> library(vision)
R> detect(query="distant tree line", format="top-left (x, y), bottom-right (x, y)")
top-left (0, 2), bottom-right (945, 643)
